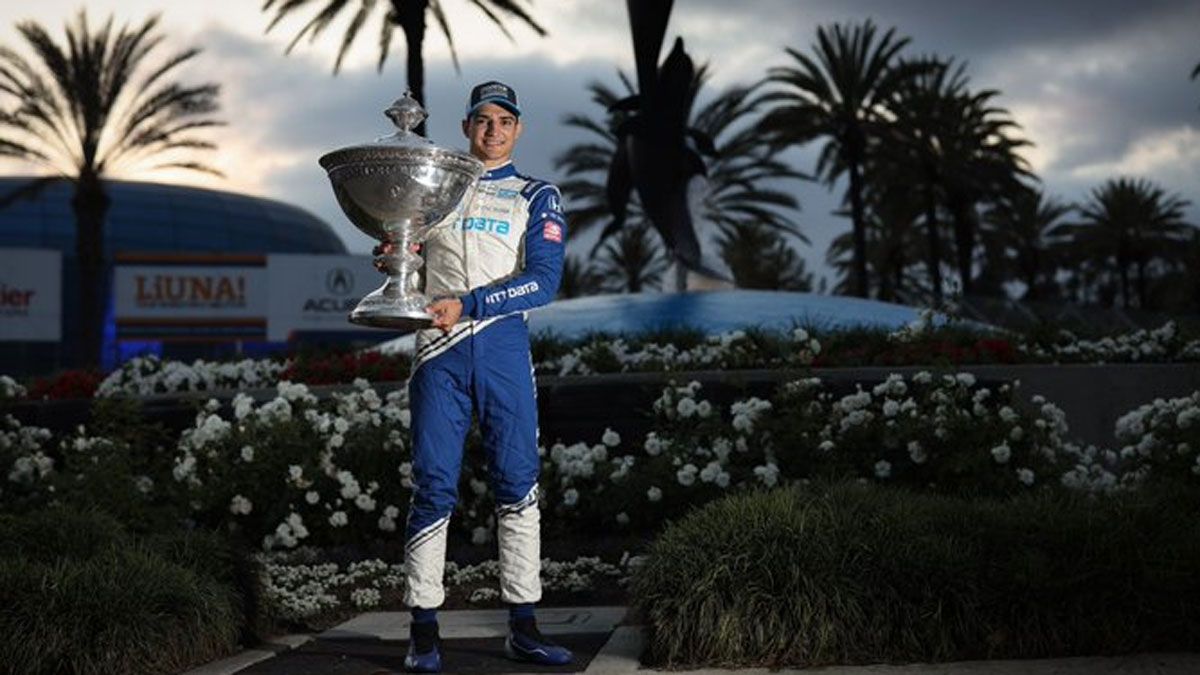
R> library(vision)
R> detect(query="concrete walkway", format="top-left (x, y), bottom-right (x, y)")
top-left (181, 607), bottom-right (1200, 675)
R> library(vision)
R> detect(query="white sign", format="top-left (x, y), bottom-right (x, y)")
top-left (114, 264), bottom-right (268, 318)
top-left (112, 256), bottom-right (268, 341)
top-left (267, 254), bottom-right (379, 340)
top-left (0, 248), bottom-right (61, 342)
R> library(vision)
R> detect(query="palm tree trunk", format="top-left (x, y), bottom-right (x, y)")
top-left (71, 172), bottom-right (110, 367)
top-left (846, 147), bottom-right (869, 298)
top-left (1135, 258), bottom-right (1147, 309)
top-left (922, 181), bottom-right (943, 304)
top-left (949, 196), bottom-right (975, 296)
top-left (395, 0), bottom-right (429, 136)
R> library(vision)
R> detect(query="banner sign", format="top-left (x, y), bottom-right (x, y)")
top-left (266, 254), bottom-right (378, 341)
top-left (112, 253), bottom-right (267, 342)
top-left (0, 248), bottom-right (61, 342)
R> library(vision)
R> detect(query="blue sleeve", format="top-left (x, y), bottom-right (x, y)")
top-left (459, 183), bottom-right (565, 319)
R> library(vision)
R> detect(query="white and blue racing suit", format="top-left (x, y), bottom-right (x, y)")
top-left (404, 161), bottom-right (565, 609)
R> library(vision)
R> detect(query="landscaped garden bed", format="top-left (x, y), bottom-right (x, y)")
top-left (3, 319), bottom-right (1200, 671)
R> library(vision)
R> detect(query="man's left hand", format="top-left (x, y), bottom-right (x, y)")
top-left (428, 298), bottom-right (463, 332)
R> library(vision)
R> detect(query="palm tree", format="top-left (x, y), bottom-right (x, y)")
top-left (594, 222), bottom-right (670, 293)
top-left (0, 11), bottom-right (222, 365)
top-left (262, 0), bottom-right (545, 132)
top-left (715, 222), bottom-right (812, 291)
top-left (882, 55), bottom-right (1032, 301)
top-left (981, 188), bottom-right (1072, 301)
top-left (759, 20), bottom-right (918, 298)
top-left (558, 254), bottom-right (602, 299)
top-left (1053, 178), bottom-right (1191, 309)
top-left (880, 56), bottom-right (968, 303)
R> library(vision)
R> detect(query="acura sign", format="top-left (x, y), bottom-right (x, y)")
top-left (267, 254), bottom-right (378, 340)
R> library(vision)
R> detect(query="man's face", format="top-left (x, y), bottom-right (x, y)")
top-left (462, 103), bottom-right (522, 167)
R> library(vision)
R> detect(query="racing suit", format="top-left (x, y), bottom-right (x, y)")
top-left (404, 161), bottom-right (565, 609)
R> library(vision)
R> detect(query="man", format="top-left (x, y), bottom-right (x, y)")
top-left (398, 81), bottom-right (571, 673)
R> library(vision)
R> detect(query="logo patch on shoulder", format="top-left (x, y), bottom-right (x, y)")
top-left (542, 221), bottom-right (563, 243)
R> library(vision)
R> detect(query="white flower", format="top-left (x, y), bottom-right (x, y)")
top-left (793, 327), bottom-right (809, 342)
top-left (288, 465), bottom-right (303, 482)
top-left (753, 463), bottom-right (779, 488)
top-left (696, 400), bottom-right (713, 418)
top-left (874, 460), bottom-right (892, 479)
top-left (699, 461), bottom-right (722, 484)
top-left (328, 433), bottom-right (345, 449)
top-left (999, 406), bottom-right (1018, 423)
top-left (676, 397), bottom-right (698, 418)
top-left (1016, 468), bottom-right (1035, 486)
top-left (562, 488), bottom-right (579, 507)
top-left (355, 493), bottom-right (376, 512)
top-left (240, 445), bottom-right (255, 462)
top-left (471, 526), bottom-right (491, 545)
top-left (646, 486), bottom-right (663, 502)
top-left (616, 512), bottom-right (630, 525)
top-left (470, 478), bottom-right (488, 496)
top-left (1009, 426), bottom-right (1024, 441)
top-left (229, 494), bottom-right (253, 515)
top-left (602, 428), bottom-right (621, 447)
top-left (907, 440), bottom-right (927, 464)
top-left (956, 373), bottom-right (976, 387)
top-left (643, 433), bottom-right (663, 456)
top-left (329, 511), bottom-right (348, 527)
top-left (818, 439), bottom-right (835, 452)
top-left (305, 490), bottom-right (320, 505)
top-left (991, 443), bottom-right (1012, 464)
top-left (378, 515), bottom-right (397, 532)
top-left (352, 588), bottom-right (381, 609)
top-left (676, 464), bottom-right (698, 487)
top-left (882, 400), bottom-right (900, 418)
top-left (913, 371), bottom-right (933, 385)
top-left (384, 505), bottom-right (400, 519)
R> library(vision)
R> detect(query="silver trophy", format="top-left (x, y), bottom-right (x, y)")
top-left (319, 92), bottom-right (483, 331)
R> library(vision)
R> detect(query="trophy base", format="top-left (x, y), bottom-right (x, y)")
top-left (348, 308), bottom-right (434, 332)
top-left (349, 282), bottom-right (434, 332)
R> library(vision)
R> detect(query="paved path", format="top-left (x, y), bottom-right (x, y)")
top-left (182, 607), bottom-right (1200, 675)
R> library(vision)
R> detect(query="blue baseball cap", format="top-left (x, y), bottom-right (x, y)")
top-left (466, 80), bottom-right (521, 118)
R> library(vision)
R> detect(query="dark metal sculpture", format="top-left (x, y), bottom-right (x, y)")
top-left (598, 0), bottom-right (724, 284)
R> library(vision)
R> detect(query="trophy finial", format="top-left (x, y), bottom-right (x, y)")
top-left (384, 91), bottom-right (428, 135)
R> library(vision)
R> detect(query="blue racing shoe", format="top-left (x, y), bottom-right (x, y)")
top-left (404, 621), bottom-right (442, 673)
top-left (505, 618), bottom-right (573, 666)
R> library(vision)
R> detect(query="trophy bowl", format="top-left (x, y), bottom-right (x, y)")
top-left (319, 93), bottom-right (484, 331)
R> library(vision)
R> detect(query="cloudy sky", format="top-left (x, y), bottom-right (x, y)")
top-left (2, 0), bottom-right (1198, 285)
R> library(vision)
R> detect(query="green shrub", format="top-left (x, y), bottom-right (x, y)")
top-left (0, 509), bottom-right (254, 674)
top-left (632, 483), bottom-right (1200, 668)
top-left (0, 508), bottom-right (128, 562)
top-left (0, 547), bottom-right (241, 675)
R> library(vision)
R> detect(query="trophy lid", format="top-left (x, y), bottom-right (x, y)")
top-left (318, 92), bottom-right (482, 173)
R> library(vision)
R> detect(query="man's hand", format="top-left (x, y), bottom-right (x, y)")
top-left (427, 298), bottom-right (463, 332)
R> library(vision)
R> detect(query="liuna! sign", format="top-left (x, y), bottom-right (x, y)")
top-left (112, 253), bottom-right (268, 341)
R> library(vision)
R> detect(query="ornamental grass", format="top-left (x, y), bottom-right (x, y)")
top-left (632, 482), bottom-right (1200, 669)
top-left (0, 510), bottom-right (250, 675)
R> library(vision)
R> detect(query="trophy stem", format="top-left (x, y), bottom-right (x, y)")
top-left (349, 226), bottom-right (435, 331)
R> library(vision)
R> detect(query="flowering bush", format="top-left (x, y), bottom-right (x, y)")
top-left (25, 369), bottom-right (105, 400)
top-left (97, 354), bottom-right (287, 397)
top-left (537, 328), bottom-right (818, 376)
top-left (1020, 321), bottom-right (1196, 364)
top-left (1111, 391), bottom-right (1200, 483)
top-left (1, 375), bottom-right (28, 401)
top-left (764, 373), bottom-right (1068, 496)
top-left (259, 549), bottom-right (639, 626)
top-left (279, 349), bottom-right (410, 385)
